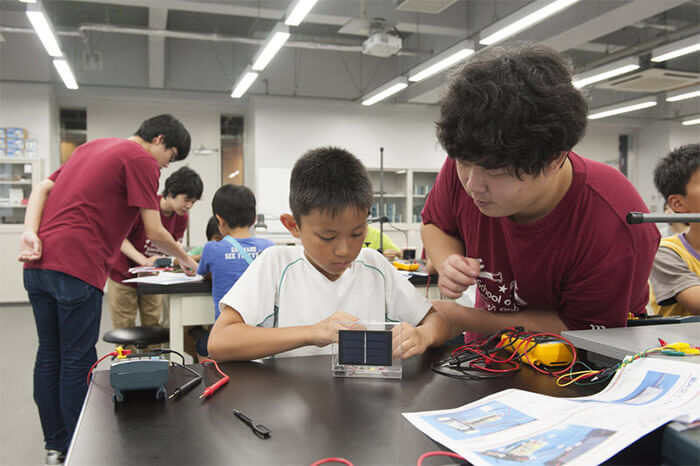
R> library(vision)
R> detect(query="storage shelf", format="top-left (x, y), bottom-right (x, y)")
top-left (0, 181), bottom-right (32, 185)
top-left (367, 168), bottom-right (438, 224)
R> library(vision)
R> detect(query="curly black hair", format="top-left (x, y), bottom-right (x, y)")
top-left (436, 42), bottom-right (588, 176)
top-left (654, 144), bottom-right (700, 200)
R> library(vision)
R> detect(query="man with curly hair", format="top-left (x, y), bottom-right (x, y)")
top-left (422, 43), bottom-right (659, 336)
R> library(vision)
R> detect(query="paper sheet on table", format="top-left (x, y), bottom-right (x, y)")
top-left (403, 357), bottom-right (700, 466)
top-left (123, 272), bottom-right (204, 285)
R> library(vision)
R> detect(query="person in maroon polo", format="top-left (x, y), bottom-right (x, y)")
top-left (422, 43), bottom-right (660, 338)
top-left (19, 114), bottom-right (199, 465)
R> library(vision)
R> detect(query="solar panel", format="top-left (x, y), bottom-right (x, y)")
top-left (338, 329), bottom-right (393, 366)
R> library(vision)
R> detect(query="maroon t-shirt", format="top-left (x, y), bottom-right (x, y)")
top-left (109, 196), bottom-right (189, 287)
top-left (422, 152), bottom-right (660, 330)
top-left (25, 138), bottom-right (160, 290)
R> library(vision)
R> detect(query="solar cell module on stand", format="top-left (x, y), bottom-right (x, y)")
top-left (332, 322), bottom-right (402, 379)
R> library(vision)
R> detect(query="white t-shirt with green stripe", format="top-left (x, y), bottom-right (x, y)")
top-left (218, 245), bottom-right (431, 358)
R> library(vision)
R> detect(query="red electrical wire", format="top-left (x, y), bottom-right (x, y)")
top-left (445, 328), bottom-right (578, 378)
top-left (417, 451), bottom-right (466, 466)
top-left (86, 351), bottom-right (118, 386)
top-left (310, 457), bottom-right (353, 466)
top-left (199, 359), bottom-right (230, 399)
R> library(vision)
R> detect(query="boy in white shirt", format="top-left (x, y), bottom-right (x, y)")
top-left (208, 147), bottom-right (450, 361)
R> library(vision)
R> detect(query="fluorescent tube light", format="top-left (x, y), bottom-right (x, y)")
top-left (52, 59), bottom-right (78, 89)
top-left (231, 66), bottom-right (259, 98)
top-left (408, 40), bottom-right (474, 82)
top-left (361, 76), bottom-right (409, 106)
top-left (26, 5), bottom-right (62, 57)
top-left (666, 84), bottom-right (700, 102)
top-left (479, 0), bottom-right (580, 46)
top-left (285, 0), bottom-right (319, 27)
top-left (682, 115), bottom-right (700, 126)
top-left (252, 23), bottom-right (290, 71)
top-left (572, 56), bottom-right (639, 89)
top-left (588, 97), bottom-right (657, 120)
top-left (19, 0), bottom-right (38, 3)
top-left (651, 34), bottom-right (700, 63)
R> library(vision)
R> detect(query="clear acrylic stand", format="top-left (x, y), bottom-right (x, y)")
top-left (331, 321), bottom-right (402, 379)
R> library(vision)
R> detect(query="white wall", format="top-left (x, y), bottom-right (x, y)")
top-left (634, 122), bottom-right (700, 213)
top-left (250, 95), bottom-right (446, 233)
top-left (0, 82), bottom-right (56, 172)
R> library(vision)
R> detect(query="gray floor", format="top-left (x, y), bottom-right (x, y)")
top-left (0, 298), bottom-right (114, 466)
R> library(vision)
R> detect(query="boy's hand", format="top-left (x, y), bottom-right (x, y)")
top-left (437, 254), bottom-right (481, 299)
top-left (309, 311), bottom-right (359, 347)
top-left (392, 322), bottom-right (433, 359)
top-left (179, 255), bottom-right (198, 276)
top-left (144, 256), bottom-right (161, 267)
top-left (19, 231), bottom-right (42, 262)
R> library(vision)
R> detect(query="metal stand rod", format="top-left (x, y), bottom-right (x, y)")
top-left (627, 212), bottom-right (700, 224)
top-left (379, 147), bottom-right (384, 254)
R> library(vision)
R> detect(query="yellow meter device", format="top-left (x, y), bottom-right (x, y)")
top-left (500, 335), bottom-right (573, 367)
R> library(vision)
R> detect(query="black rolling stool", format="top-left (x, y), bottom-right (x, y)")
top-left (102, 326), bottom-right (170, 352)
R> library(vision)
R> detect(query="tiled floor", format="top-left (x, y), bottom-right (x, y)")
top-left (0, 299), bottom-right (114, 466)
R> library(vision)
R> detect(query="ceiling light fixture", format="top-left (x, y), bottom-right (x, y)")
top-left (408, 40), bottom-right (474, 82)
top-left (682, 114), bottom-right (700, 126)
top-left (651, 34), bottom-right (700, 63)
top-left (52, 59), bottom-right (78, 89)
top-left (285, 0), bottom-right (319, 27)
top-left (479, 0), bottom-right (580, 46)
top-left (25, 2), bottom-right (62, 57)
top-left (571, 56), bottom-right (640, 89)
top-left (666, 84), bottom-right (700, 102)
top-left (588, 97), bottom-right (657, 120)
top-left (252, 23), bottom-right (290, 71)
top-left (231, 66), bottom-right (259, 98)
top-left (361, 77), bottom-right (409, 106)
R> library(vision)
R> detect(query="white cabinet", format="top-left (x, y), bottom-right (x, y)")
top-left (367, 168), bottom-right (438, 224)
top-left (0, 158), bottom-right (42, 303)
top-left (0, 226), bottom-right (27, 302)
top-left (0, 158), bottom-right (42, 225)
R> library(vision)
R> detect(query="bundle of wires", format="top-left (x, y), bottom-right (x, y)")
top-left (557, 340), bottom-right (700, 387)
top-left (431, 327), bottom-right (577, 381)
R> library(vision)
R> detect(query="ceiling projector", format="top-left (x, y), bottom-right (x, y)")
top-left (362, 32), bottom-right (402, 57)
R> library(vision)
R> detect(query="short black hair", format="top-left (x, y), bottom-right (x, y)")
top-left (437, 42), bottom-right (588, 177)
top-left (162, 166), bottom-right (203, 200)
top-left (135, 114), bottom-right (191, 161)
top-left (205, 215), bottom-right (221, 241)
top-left (212, 184), bottom-right (257, 229)
top-left (654, 144), bottom-right (700, 200)
top-left (289, 146), bottom-right (373, 221)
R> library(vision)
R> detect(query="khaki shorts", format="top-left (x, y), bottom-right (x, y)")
top-left (107, 277), bottom-right (163, 329)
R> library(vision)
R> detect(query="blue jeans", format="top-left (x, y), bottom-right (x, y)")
top-left (24, 269), bottom-right (103, 452)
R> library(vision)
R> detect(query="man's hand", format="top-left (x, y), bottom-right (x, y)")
top-left (19, 231), bottom-right (42, 262)
top-left (179, 255), bottom-right (198, 276)
top-left (437, 254), bottom-right (481, 298)
top-left (144, 255), bottom-right (161, 267)
top-left (309, 311), bottom-right (359, 347)
top-left (392, 322), bottom-right (433, 359)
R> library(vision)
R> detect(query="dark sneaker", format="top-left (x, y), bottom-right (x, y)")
top-left (45, 449), bottom-right (66, 466)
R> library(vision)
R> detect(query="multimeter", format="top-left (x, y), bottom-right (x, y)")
top-left (110, 354), bottom-right (169, 402)
top-left (499, 334), bottom-right (574, 367)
